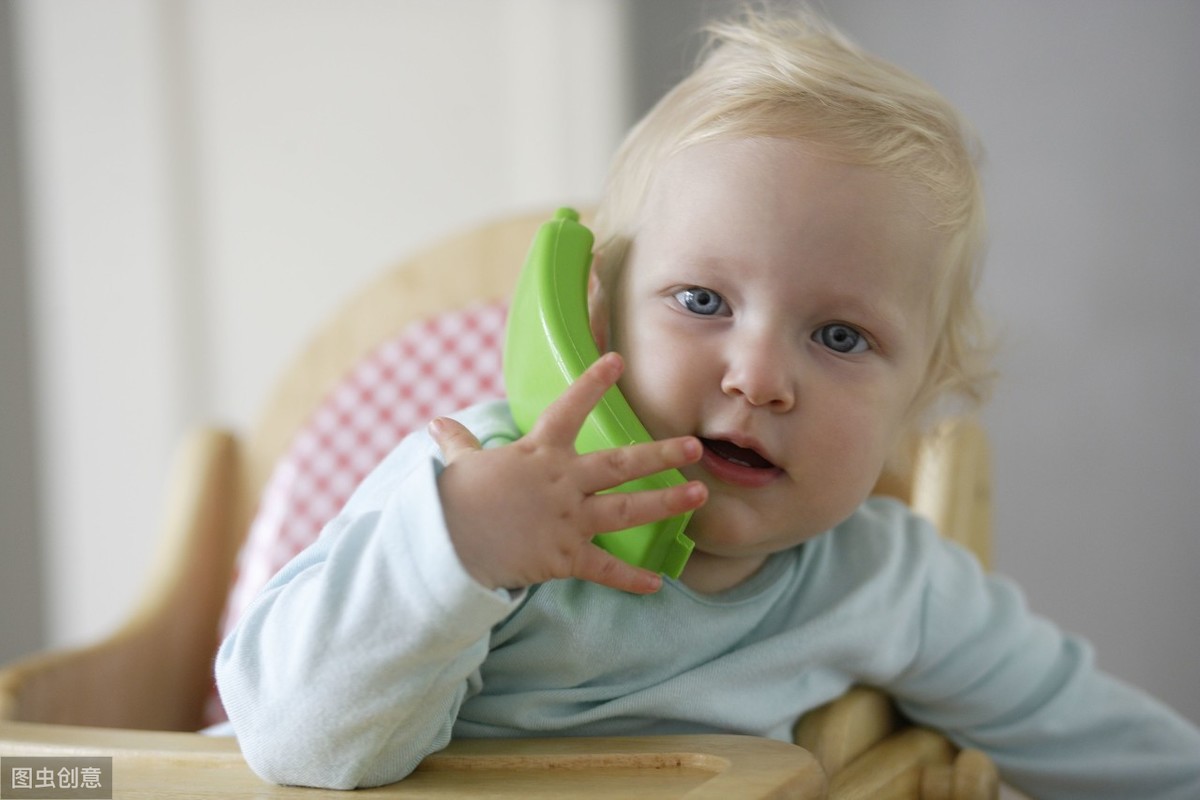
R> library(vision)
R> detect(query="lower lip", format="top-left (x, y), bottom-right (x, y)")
top-left (699, 446), bottom-right (783, 488)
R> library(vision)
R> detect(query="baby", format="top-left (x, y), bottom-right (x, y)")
top-left (215, 9), bottom-right (1200, 798)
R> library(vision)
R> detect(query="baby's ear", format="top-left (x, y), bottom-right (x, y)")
top-left (587, 255), bottom-right (610, 353)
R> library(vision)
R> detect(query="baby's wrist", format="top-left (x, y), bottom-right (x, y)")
top-left (445, 522), bottom-right (523, 592)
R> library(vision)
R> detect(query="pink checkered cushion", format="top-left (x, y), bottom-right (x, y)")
top-left (204, 300), bottom-right (508, 726)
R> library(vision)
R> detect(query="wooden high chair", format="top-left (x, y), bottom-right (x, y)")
top-left (0, 210), bottom-right (999, 799)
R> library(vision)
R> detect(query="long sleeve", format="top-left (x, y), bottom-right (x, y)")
top-left (880, 506), bottom-right (1200, 800)
top-left (214, 403), bottom-right (523, 789)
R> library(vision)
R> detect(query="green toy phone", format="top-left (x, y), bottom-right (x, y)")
top-left (503, 208), bottom-right (695, 579)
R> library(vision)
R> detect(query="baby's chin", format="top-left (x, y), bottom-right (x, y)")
top-left (684, 516), bottom-right (798, 559)
top-left (685, 496), bottom-right (846, 553)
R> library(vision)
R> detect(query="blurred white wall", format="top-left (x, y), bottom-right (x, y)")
top-left (6, 0), bottom-right (1197, 731)
top-left (10, 0), bottom-right (628, 649)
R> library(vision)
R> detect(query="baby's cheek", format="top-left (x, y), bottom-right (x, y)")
top-left (617, 362), bottom-right (684, 439)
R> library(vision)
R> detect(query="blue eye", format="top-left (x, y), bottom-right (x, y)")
top-left (816, 324), bottom-right (869, 354)
top-left (674, 287), bottom-right (726, 316)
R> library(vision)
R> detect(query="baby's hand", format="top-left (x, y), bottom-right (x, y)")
top-left (430, 352), bottom-right (706, 594)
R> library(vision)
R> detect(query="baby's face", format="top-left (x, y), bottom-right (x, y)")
top-left (592, 137), bottom-right (942, 590)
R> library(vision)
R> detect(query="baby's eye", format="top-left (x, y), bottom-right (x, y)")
top-left (815, 323), bottom-right (870, 354)
top-left (674, 287), bottom-right (727, 316)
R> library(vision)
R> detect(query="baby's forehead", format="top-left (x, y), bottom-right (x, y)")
top-left (637, 140), bottom-right (943, 254)
top-left (648, 137), bottom-right (940, 218)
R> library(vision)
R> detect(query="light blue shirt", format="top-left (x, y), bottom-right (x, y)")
top-left (215, 400), bottom-right (1200, 797)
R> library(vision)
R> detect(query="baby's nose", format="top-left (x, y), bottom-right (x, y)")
top-left (720, 340), bottom-right (795, 411)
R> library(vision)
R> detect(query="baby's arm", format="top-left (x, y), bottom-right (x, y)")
top-left (214, 428), bottom-right (513, 789)
top-left (215, 354), bottom-right (705, 789)
top-left (890, 516), bottom-right (1200, 800)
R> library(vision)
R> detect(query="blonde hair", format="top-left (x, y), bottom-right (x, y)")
top-left (593, 7), bottom-right (993, 424)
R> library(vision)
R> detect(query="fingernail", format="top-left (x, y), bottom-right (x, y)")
top-left (640, 572), bottom-right (663, 594)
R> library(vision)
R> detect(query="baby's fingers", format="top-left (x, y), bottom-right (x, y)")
top-left (428, 416), bottom-right (483, 464)
top-left (531, 353), bottom-right (624, 445)
top-left (578, 436), bottom-right (703, 495)
top-left (573, 543), bottom-right (663, 595)
top-left (589, 480), bottom-right (707, 535)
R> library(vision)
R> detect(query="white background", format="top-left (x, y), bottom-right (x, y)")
top-left (3, 0), bottom-right (1196, 727)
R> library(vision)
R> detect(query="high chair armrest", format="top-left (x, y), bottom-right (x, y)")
top-left (793, 686), bottom-right (900, 775)
top-left (921, 748), bottom-right (1000, 800)
top-left (822, 727), bottom-right (1000, 800)
top-left (827, 726), bottom-right (956, 800)
top-left (794, 687), bottom-right (1000, 800)
top-left (0, 427), bottom-right (242, 730)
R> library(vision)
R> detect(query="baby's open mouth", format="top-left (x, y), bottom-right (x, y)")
top-left (699, 438), bottom-right (777, 470)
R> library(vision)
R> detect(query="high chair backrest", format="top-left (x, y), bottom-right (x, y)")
top-left (218, 300), bottom-right (510, 651)
top-left (201, 211), bottom-right (544, 723)
top-left (206, 208), bottom-right (991, 726)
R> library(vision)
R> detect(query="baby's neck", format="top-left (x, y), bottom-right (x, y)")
top-left (678, 551), bottom-right (770, 595)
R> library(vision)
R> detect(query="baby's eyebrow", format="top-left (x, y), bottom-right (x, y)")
top-left (816, 293), bottom-right (909, 344)
top-left (672, 254), bottom-right (728, 279)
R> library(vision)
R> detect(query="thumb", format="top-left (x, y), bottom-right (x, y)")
top-left (428, 416), bottom-right (482, 464)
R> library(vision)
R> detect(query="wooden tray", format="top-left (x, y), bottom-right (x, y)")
top-left (0, 721), bottom-right (825, 799)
